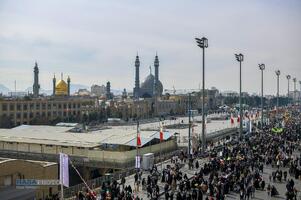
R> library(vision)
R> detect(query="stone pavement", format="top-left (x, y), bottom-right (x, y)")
top-left (122, 151), bottom-right (301, 200)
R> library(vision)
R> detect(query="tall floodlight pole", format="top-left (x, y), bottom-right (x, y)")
top-left (195, 37), bottom-right (208, 154)
top-left (235, 53), bottom-right (244, 139)
top-left (275, 70), bottom-right (280, 116)
top-left (299, 81), bottom-right (301, 105)
top-left (188, 93), bottom-right (192, 156)
top-left (259, 64), bottom-right (265, 129)
top-left (293, 78), bottom-right (297, 105)
top-left (286, 75), bottom-right (291, 105)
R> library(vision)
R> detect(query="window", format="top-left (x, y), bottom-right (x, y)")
top-left (42, 103), bottom-right (46, 110)
top-left (23, 113), bottom-right (27, 118)
top-left (23, 104), bottom-right (28, 111)
top-left (17, 104), bottom-right (21, 111)
top-left (48, 104), bottom-right (51, 109)
top-left (16, 113), bottom-right (21, 119)
top-left (9, 104), bottom-right (14, 111)
top-left (2, 104), bottom-right (7, 111)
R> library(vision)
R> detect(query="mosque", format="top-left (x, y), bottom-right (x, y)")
top-left (133, 53), bottom-right (163, 99)
top-left (52, 73), bottom-right (71, 96)
top-left (32, 61), bottom-right (71, 97)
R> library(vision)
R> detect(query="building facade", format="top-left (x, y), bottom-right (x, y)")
top-left (0, 97), bottom-right (96, 126)
top-left (91, 84), bottom-right (106, 96)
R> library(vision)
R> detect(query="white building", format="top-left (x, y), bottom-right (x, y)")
top-left (91, 84), bottom-right (106, 96)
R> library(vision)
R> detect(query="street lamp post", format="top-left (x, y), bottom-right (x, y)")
top-left (235, 53), bottom-right (244, 139)
top-left (299, 81), bottom-right (301, 106)
top-left (293, 78), bottom-right (297, 105)
top-left (259, 64), bottom-right (265, 129)
top-left (286, 75), bottom-right (291, 105)
top-left (195, 37), bottom-right (208, 154)
top-left (275, 70), bottom-right (280, 116)
top-left (188, 93), bottom-right (192, 157)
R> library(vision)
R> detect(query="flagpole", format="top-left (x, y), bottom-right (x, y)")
top-left (160, 121), bottom-right (162, 172)
top-left (136, 120), bottom-right (139, 172)
top-left (61, 184), bottom-right (64, 200)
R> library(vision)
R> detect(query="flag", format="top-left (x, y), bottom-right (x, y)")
top-left (230, 116), bottom-right (234, 125)
top-left (137, 126), bottom-right (141, 147)
top-left (160, 127), bottom-right (163, 142)
top-left (59, 153), bottom-right (69, 187)
top-left (237, 116), bottom-right (240, 123)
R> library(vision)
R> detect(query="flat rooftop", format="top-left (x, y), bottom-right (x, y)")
top-left (0, 117), bottom-right (235, 148)
top-left (0, 157), bottom-right (57, 167)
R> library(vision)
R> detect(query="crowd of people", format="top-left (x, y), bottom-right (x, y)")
top-left (74, 112), bottom-right (301, 200)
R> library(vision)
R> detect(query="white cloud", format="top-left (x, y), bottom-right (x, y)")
top-left (0, 0), bottom-right (300, 95)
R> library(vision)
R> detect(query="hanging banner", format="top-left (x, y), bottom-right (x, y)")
top-left (59, 153), bottom-right (69, 187)
top-left (135, 156), bottom-right (141, 169)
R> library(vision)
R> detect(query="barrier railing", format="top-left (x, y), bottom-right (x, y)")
top-left (63, 149), bottom-right (184, 199)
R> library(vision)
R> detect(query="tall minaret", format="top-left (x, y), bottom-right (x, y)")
top-left (67, 76), bottom-right (71, 96)
top-left (133, 54), bottom-right (140, 99)
top-left (52, 74), bottom-right (56, 96)
top-left (106, 81), bottom-right (111, 100)
top-left (154, 53), bottom-right (159, 96)
top-left (33, 61), bottom-right (40, 97)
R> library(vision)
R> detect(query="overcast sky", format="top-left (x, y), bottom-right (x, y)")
top-left (0, 0), bottom-right (300, 95)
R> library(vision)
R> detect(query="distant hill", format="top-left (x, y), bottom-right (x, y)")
top-left (70, 84), bottom-right (89, 94)
top-left (0, 83), bottom-right (123, 96)
top-left (0, 84), bottom-right (10, 95)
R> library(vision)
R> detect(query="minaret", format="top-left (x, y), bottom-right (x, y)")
top-left (154, 53), bottom-right (159, 96)
top-left (33, 61), bottom-right (40, 97)
top-left (133, 54), bottom-right (140, 99)
top-left (106, 81), bottom-right (111, 100)
top-left (122, 88), bottom-right (127, 99)
top-left (67, 76), bottom-right (71, 96)
top-left (53, 74), bottom-right (56, 96)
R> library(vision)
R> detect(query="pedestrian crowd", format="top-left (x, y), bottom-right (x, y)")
top-left (74, 113), bottom-right (301, 200)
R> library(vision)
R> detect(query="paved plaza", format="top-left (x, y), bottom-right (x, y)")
top-left (122, 150), bottom-right (301, 200)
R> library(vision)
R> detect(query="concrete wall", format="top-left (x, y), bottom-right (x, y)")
top-left (0, 159), bottom-right (58, 199)
top-left (0, 139), bottom-right (177, 166)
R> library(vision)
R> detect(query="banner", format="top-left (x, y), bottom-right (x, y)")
top-left (135, 156), bottom-right (141, 169)
top-left (59, 153), bottom-right (69, 187)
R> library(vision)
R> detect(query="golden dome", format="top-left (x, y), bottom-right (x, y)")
top-left (55, 80), bottom-right (68, 95)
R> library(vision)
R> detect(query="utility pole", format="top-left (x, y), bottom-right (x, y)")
top-left (195, 37), bottom-right (208, 154)
top-left (188, 93), bottom-right (191, 156)
top-left (275, 70), bottom-right (280, 117)
top-left (235, 53), bottom-right (244, 139)
top-left (287, 75), bottom-right (291, 106)
top-left (259, 64), bottom-right (265, 129)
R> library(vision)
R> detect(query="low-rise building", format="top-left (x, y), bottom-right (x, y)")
top-left (0, 158), bottom-right (58, 199)
top-left (0, 97), bottom-right (96, 127)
